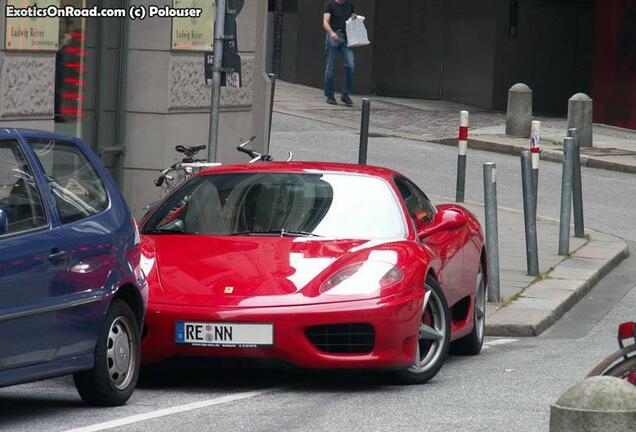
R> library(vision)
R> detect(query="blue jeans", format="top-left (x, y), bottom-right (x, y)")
top-left (324, 32), bottom-right (355, 97)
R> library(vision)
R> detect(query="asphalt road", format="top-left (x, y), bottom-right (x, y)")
top-left (270, 113), bottom-right (636, 241)
top-left (1, 113), bottom-right (634, 432)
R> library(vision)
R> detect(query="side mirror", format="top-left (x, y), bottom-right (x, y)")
top-left (417, 209), bottom-right (467, 240)
top-left (0, 209), bottom-right (8, 235)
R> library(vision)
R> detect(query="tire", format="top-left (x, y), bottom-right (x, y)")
top-left (391, 275), bottom-right (451, 385)
top-left (74, 299), bottom-right (141, 406)
top-left (588, 344), bottom-right (636, 379)
top-left (450, 263), bottom-right (486, 356)
top-left (604, 355), bottom-right (636, 381)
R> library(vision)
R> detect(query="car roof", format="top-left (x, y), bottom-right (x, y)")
top-left (0, 128), bottom-right (83, 142)
top-left (197, 161), bottom-right (404, 180)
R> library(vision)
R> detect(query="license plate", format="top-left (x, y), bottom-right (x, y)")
top-left (175, 321), bottom-right (273, 348)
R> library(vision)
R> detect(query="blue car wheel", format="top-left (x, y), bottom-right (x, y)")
top-left (73, 299), bottom-right (141, 406)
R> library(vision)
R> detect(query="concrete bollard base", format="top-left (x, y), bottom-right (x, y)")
top-left (506, 83), bottom-right (533, 138)
top-left (550, 376), bottom-right (636, 432)
top-left (567, 93), bottom-right (593, 148)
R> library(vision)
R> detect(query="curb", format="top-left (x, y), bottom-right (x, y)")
top-left (434, 137), bottom-right (636, 175)
top-left (273, 105), bottom-right (632, 337)
top-left (485, 234), bottom-right (630, 337)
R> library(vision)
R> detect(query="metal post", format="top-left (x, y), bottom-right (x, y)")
top-left (456, 110), bottom-right (469, 202)
top-left (267, 73), bottom-right (277, 146)
top-left (113, 0), bottom-right (131, 188)
top-left (568, 128), bottom-right (585, 238)
top-left (358, 98), bottom-right (370, 165)
top-left (207, 0), bottom-right (227, 163)
top-left (559, 137), bottom-right (575, 256)
top-left (521, 151), bottom-right (539, 276)
top-left (483, 162), bottom-right (500, 303)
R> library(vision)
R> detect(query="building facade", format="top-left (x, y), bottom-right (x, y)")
top-left (277, 0), bottom-right (636, 130)
top-left (0, 0), bottom-right (271, 216)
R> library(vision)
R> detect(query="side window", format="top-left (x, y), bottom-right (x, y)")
top-left (0, 140), bottom-right (47, 235)
top-left (394, 177), bottom-right (436, 227)
top-left (29, 139), bottom-right (109, 225)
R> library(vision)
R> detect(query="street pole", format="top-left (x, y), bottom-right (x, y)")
top-left (559, 137), bottom-right (575, 256)
top-left (521, 151), bottom-right (539, 276)
top-left (483, 162), bottom-right (500, 303)
top-left (456, 110), bottom-right (469, 202)
top-left (568, 128), bottom-right (585, 238)
top-left (267, 73), bottom-right (277, 147)
top-left (358, 98), bottom-right (370, 165)
top-left (207, 0), bottom-right (227, 163)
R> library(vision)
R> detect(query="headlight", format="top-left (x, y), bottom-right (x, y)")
top-left (319, 261), bottom-right (404, 296)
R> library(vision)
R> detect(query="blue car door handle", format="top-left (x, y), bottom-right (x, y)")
top-left (48, 249), bottom-right (68, 263)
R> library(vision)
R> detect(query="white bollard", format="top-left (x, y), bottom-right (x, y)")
top-left (455, 110), bottom-right (469, 202)
top-left (531, 120), bottom-right (541, 217)
top-left (459, 110), bottom-right (469, 156)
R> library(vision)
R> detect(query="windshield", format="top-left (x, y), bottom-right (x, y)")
top-left (143, 172), bottom-right (407, 239)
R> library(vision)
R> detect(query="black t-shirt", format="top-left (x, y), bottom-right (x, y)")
top-left (324, 0), bottom-right (354, 33)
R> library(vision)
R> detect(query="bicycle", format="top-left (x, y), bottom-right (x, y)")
top-left (154, 144), bottom-right (220, 194)
top-left (154, 136), bottom-right (293, 194)
top-left (588, 321), bottom-right (636, 385)
top-left (236, 136), bottom-right (293, 163)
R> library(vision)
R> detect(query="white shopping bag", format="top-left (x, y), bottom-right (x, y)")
top-left (346, 15), bottom-right (370, 48)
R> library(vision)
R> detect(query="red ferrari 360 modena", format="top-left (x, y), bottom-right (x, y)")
top-left (139, 162), bottom-right (487, 384)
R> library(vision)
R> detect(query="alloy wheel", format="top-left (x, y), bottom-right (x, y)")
top-left (408, 288), bottom-right (447, 374)
top-left (475, 269), bottom-right (486, 343)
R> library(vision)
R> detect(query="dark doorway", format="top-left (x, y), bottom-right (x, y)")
top-left (373, 0), bottom-right (443, 98)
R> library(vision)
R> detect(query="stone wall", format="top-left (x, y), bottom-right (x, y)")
top-left (0, 12), bottom-right (55, 130)
top-left (0, 0), bottom-right (271, 216)
top-left (120, 0), bottom-right (269, 216)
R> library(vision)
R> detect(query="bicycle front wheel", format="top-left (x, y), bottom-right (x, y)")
top-left (588, 344), bottom-right (636, 380)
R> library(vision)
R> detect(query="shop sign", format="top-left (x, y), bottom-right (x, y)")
top-left (171, 0), bottom-right (214, 51)
top-left (4, 0), bottom-right (60, 51)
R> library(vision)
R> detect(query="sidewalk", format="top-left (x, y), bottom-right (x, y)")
top-left (274, 81), bottom-right (630, 336)
top-left (459, 201), bottom-right (628, 337)
top-left (274, 81), bottom-right (636, 174)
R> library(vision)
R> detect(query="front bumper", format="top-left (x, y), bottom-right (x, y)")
top-left (141, 290), bottom-right (423, 370)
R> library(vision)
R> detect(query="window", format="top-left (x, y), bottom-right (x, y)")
top-left (144, 173), bottom-right (407, 240)
top-left (394, 177), bottom-right (436, 228)
top-left (29, 139), bottom-right (109, 224)
top-left (0, 141), bottom-right (47, 235)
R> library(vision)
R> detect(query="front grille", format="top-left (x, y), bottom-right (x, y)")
top-left (305, 323), bottom-right (375, 354)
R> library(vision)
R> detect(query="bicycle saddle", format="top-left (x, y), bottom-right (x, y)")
top-left (175, 145), bottom-right (207, 155)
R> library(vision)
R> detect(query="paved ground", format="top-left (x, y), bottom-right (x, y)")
top-left (275, 81), bottom-right (636, 173)
top-left (274, 80), bottom-right (504, 141)
top-left (270, 113), bottom-right (636, 242)
top-left (2, 246), bottom-right (634, 432)
top-left (1, 113), bottom-right (635, 432)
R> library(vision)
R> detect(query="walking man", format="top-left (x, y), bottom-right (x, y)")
top-left (323, 0), bottom-right (356, 106)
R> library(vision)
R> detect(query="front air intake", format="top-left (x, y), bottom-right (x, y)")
top-left (305, 323), bottom-right (375, 354)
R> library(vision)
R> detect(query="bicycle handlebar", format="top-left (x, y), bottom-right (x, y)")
top-left (236, 145), bottom-right (258, 158)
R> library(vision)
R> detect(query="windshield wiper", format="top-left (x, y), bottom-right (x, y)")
top-left (144, 229), bottom-right (187, 235)
top-left (230, 229), bottom-right (322, 237)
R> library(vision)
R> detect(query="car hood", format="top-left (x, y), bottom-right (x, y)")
top-left (142, 235), bottom-right (413, 308)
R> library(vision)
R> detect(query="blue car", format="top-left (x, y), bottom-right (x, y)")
top-left (0, 129), bottom-right (147, 406)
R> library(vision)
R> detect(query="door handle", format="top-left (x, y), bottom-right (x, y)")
top-left (48, 249), bottom-right (68, 263)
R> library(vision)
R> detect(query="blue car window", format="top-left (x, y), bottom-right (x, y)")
top-left (29, 138), bottom-right (109, 224)
top-left (0, 140), bottom-right (47, 235)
